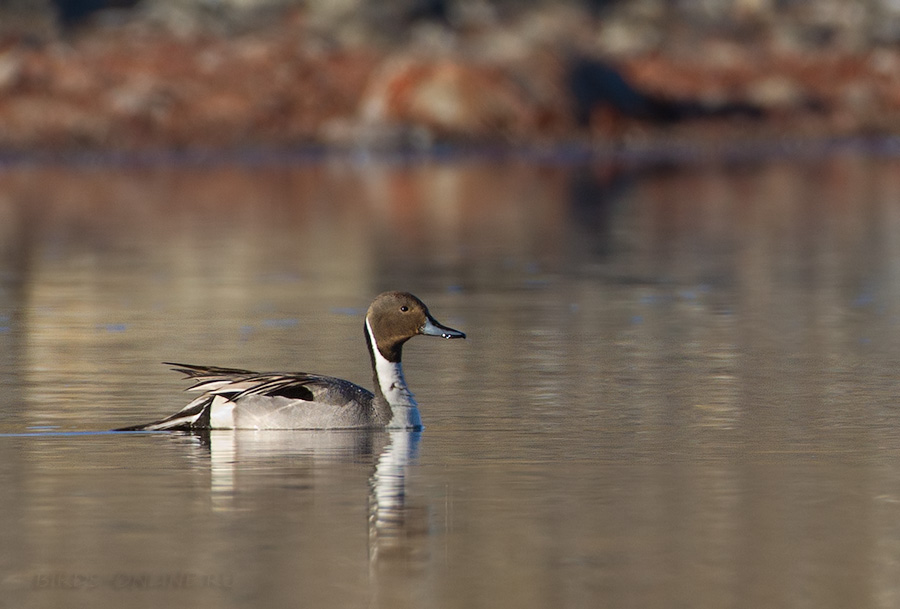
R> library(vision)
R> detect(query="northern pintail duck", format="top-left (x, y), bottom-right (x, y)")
top-left (118, 292), bottom-right (465, 431)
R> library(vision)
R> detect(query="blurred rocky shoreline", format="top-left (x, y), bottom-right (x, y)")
top-left (1, 0), bottom-right (899, 154)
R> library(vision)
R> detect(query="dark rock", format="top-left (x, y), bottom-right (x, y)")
top-left (50, 0), bottom-right (139, 29)
top-left (567, 57), bottom-right (657, 124)
top-left (567, 55), bottom-right (763, 126)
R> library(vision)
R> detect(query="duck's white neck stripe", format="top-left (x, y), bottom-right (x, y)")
top-left (366, 318), bottom-right (421, 429)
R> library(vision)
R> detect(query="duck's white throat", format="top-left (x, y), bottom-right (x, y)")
top-left (366, 318), bottom-right (422, 429)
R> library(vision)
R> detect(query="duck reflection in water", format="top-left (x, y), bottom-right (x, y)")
top-left (181, 428), bottom-right (428, 575)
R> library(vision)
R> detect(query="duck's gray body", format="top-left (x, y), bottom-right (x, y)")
top-left (118, 292), bottom-right (464, 431)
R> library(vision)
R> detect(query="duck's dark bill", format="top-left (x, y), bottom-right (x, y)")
top-left (421, 316), bottom-right (466, 339)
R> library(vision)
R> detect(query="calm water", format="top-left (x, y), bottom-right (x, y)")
top-left (3, 154), bottom-right (900, 608)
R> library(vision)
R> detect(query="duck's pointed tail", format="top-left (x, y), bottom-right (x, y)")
top-left (114, 395), bottom-right (213, 431)
top-left (114, 362), bottom-right (251, 432)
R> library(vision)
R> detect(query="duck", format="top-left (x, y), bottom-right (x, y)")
top-left (117, 291), bottom-right (465, 431)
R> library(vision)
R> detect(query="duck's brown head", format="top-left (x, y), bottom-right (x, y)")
top-left (365, 291), bottom-right (465, 363)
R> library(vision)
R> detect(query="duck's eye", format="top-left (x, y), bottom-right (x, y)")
top-left (400, 306), bottom-right (409, 312)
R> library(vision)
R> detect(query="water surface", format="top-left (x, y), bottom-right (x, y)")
top-left (2, 155), bottom-right (900, 608)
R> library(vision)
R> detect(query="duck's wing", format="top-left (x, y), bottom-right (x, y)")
top-left (115, 362), bottom-right (371, 431)
top-left (165, 362), bottom-right (322, 400)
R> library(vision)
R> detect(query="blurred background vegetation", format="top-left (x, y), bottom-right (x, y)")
top-left (0, 0), bottom-right (897, 151)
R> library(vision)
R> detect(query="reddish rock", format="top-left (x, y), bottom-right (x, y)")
top-left (359, 57), bottom-right (538, 142)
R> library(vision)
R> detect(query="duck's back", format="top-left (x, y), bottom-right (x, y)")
top-left (225, 378), bottom-right (377, 429)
